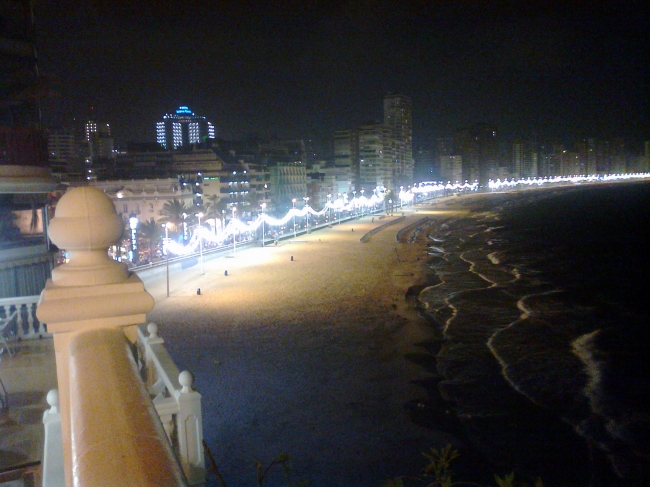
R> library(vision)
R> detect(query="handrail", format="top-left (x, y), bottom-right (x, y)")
top-left (68, 327), bottom-right (188, 487)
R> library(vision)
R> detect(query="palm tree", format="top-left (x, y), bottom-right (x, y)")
top-left (138, 218), bottom-right (162, 262)
top-left (203, 194), bottom-right (225, 233)
top-left (160, 198), bottom-right (190, 236)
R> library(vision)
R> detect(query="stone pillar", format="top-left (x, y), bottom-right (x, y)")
top-left (37, 187), bottom-right (155, 487)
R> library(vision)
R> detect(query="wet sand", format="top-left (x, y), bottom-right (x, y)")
top-left (142, 202), bottom-right (474, 487)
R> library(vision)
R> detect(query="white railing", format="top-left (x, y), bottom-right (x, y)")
top-left (0, 295), bottom-right (50, 340)
top-left (138, 323), bottom-right (206, 486)
top-left (41, 324), bottom-right (205, 487)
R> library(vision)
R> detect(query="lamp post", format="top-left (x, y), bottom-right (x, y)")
top-left (338, 193), bottom-right (342, 224)
top-left (260, 202), bottom-right (266, 247)
top-left (303, 197), bottom-right (309, 233)
top-left (196, 212), bottom-right (204, 275)
top-left (221, 210), bottom-right (225, 233)
top-left (162, 223), bottom-right (169, 297)
top-left (182, 212), bottom-right (188, 241)
top-left (327, 194), bottom-right (331, 223)
top-left (231, 205), bottom-right (237, 256)
top-left (360, 189), bottom-right (365, 217)
top-left (400, 186), bottom-right (404, 208)
top-left (129, 214), bottom-right (138, 265)
top-left (292, 198), bottom-right (297, 238)
top-left (352, 190), bottom-right (356, 217)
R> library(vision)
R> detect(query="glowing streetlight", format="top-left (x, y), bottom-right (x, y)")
top-left (129, 214), bottom-right (138, 264)
top-left (360, 189), bottom-right (365, 217)
top-left (338, 193), bottom-right (342, 224)
top-left (162, 223), bottom-right (169, 297)
top-left (327, 194), bottom-right (332, 223)
top-left (303, 197), bottom-right (310, 233)
top-left (196, 212), bottom-right (204, 275)
top-left (292, 198), bottom-right (297, 238)
top-left (231, 205), bottom-right (237, 256)
top-left (260, 202), bottom-right (266, 247)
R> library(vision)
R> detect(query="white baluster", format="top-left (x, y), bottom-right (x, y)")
top-left (144, 323), bottom-right (164, 388)
top-left (176, 370), bottom-right (205, 485)
top-left (26, 302), bottom-right (35, 337)
top-left (43, 389), bottom-right (64, 487)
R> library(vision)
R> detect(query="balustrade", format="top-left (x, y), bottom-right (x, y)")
top-left (0, 295), bottom-right (50, 340)
top-left (35, 187), bottom-right (205, 487)
top-left (138, 323), bottom-right (205, 486)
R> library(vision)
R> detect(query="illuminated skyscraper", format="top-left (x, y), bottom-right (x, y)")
top-left (156, 106), bottom-right (215, 150)
top-left (383, 94), bottom-right (414, 187)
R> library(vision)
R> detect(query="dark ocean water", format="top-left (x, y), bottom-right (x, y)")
top-left (418, 182), bottom-right (650, 486)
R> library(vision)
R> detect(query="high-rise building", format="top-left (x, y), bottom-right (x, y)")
top-left (83, 120), bottom-right (115, 180)
top-left (47, 129), bottom-right (84, 178)
top-left (512, 139), bottom-right (538, 178)
top-left (156, 106), bottom-right (215, 150)
top-left (414, 146), bottom-right (436, 180)
top-left (454, 124), bottom-right (499, 185)
top-left (439, 155), bottom-right (463, 183)
top-left (383, 94), bottom-right (414, 187)
top-left (357, 123), bottom-right (393, 191)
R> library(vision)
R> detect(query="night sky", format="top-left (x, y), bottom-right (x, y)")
top-left (35, 0), bottom-right (649, 147)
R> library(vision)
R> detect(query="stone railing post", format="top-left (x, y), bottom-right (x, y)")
top-left (42, 389), bottom-right (64, 487)
top-left (143, 322), bottom-right (164, 388)
top-left (176, 371), bottom-right (205, 485)
top-left (36, 187), bottom-right (155, 487)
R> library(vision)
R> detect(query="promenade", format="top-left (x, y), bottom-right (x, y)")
top-left (142, 201), bottom-right (471, 487)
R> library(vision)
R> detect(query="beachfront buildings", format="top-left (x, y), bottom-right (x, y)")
top-left (383, 94), bottom-right (414, 187)
top-left (156, 106), bottom-right (216, 151)
top-left (332, 94), bottom-right (413, 193)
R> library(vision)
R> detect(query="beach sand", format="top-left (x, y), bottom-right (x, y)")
top-left (142, 200), bottom-right (476, 487)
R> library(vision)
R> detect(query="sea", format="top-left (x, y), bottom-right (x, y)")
top-left (417, 181), bottom-right (650, 486)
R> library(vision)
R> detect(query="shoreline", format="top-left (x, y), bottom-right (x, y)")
top-left (145, 200), bottom-right (481, 486)
top-left (145, 188), bottom-right (625, 486)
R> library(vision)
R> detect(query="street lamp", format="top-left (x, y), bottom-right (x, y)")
top-left (231, 205), bottom-right (237, 256)
top-left (327, 194), bottom-right (332, 223)
top-left (337, 193), bottom-right (342, 224)
top-left (292, 198), bottom-right (297, 238)
top-left (196, 212), bottom-right (204, 275)
top-left (352, 191), bottom-right (357, 217)
top-left (182, 212), bottom-right (188, 241)
top-left (162, 223), bottom-right (169, 297)
top-left (129, 214), bottom-right (138, 265)
top-left (360, 189), bottom-right (365, 217)
top-left (260, 202), bottom-right (266, 247)
top-left (303, 197), bottom-right (309, 233)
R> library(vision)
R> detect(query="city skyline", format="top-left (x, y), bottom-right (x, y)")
top-left (35, 1), bottom-right (648, 146)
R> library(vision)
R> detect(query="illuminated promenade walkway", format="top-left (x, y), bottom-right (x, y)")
top-left (139, 200), bottom-right (471, 487)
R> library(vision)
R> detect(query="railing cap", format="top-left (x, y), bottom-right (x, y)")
top-left (47, 388), bottom-right (59, 411)
top-left (179, 370), bottom-right (194, 393)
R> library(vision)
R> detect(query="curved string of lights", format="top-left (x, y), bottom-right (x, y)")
top-left (163, 171), bottom-right (650, 256)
